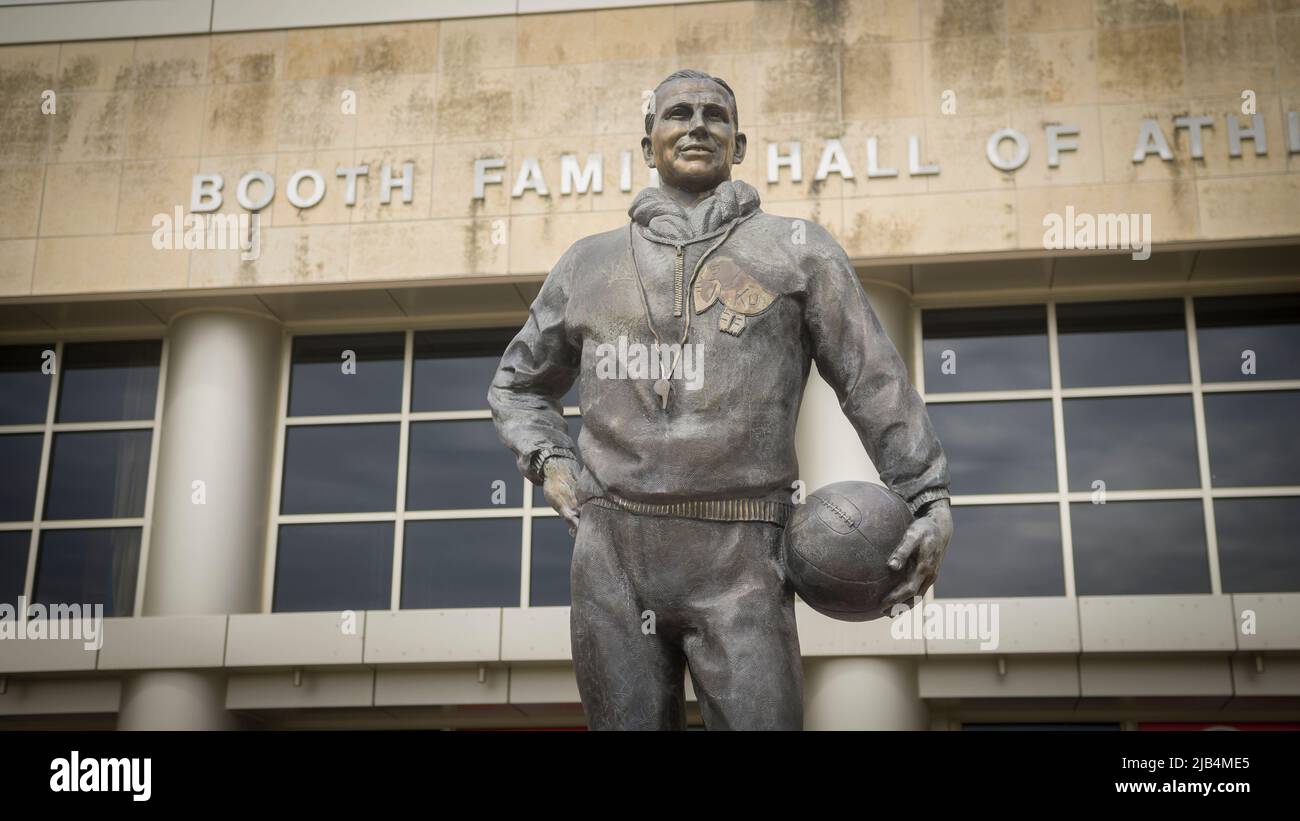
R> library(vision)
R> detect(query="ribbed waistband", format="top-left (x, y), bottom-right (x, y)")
top-left (588, 493), bottom-right (792, 526)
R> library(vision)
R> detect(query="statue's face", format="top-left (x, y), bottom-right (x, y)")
top-left (642, 78), bottom-right (747, 193)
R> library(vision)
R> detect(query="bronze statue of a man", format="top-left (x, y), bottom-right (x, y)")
top-left (489, 70), bottom-right (952, 730)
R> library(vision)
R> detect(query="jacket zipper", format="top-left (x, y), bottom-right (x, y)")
top-left (636, 212), bottom-right (756, 320)
top-left (672, 244), bottom-right (684, 317)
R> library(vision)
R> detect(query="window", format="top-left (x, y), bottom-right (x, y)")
top-left (927, 401), bottom-right (1056, 495)
top-left (923, 304), bottom-right (1064, 597)
top-left (0, 340), bottom-right (162, 616)
top-left (1194, 293), bottom-right (1300, 382)
top-left (269, 328), bottom-right (580, 613)
top-left (1213, 498), bottom-right (1300, 593)
top-left (921, 294), bottom-right (1300, 598)
top-left (933, 504), bottom-right (1063, 598)
top-left (1070, 500), bottom-right (1210, 595)
top-left (922, 305), bottom-right (1050, 393)
top-left (1056, 299), bottom-right (1188, 387)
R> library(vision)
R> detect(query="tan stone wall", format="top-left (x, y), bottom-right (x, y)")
top-left (0, 0), bottom-right (1297, 299)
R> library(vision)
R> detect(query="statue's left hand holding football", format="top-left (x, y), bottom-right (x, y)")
top-left (880, 499), bottom-right (953, 617)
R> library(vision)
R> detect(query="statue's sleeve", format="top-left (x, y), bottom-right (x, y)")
top-left (488, 244), bottom-right (581, 485)
top-left (802, 233), bottom-right (950, 514)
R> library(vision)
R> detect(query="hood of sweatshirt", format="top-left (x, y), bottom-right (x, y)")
top-left (627, 179), bottom-right (762, 242)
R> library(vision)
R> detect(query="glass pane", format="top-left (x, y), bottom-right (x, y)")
top-left (0, 434), bottom-right (43, 521)
top-left (933, 504), bottom-right (1063, 597)
top-left (280, 423), bottom-right (398, 514)
top-left (56, 340), bottom-right (161, 422)
top-left (412, 328), bottom-right (514, 412)
top-left (43, 430), bottom-right (152, 520)
top-left (0, 343), bottom-right (53, 424)
top-left (288, 332), bottom-right (404, 417)
top-left (530, 517), bottom-right (574, 606)
top-left (927, 401), bottom-right (1056, 494)
top-left (1214, 498), bottom-right (1300, 593)
top-left (1196, 293), bottom-right (1300, 382)
top-left (559, 381), bottom-right (579, 408)
top-left (1203, 391), bottom-right (1300, 487)
top-left (32, 527), bottom-right (141, 617)
top-left (0, 531), bottom-right (29, 607)
top-left (408, 420), bottom-right (521, 510)
top-left (1064, 396), bottom-right (1199, 490)
top-left (273, 522), bottom-right (393, 612)
top-left (1057, 299), bottom-right (1188, 387)
top-left (401, 519), bottom-right (521, 609)
top-left (1071, 500), bottom-right (1209, 595)
top-left (533, 415), bottom-right (582, 505)
top-left (922, 305), bottom-right (1049, 393)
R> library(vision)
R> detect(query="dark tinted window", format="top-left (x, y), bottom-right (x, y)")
top-left (1203, 391), bottom-right (1300, 487)
top-left (927, 401), bottom-right (1056, 494)
top-left (32, 527), bottom-right (141, 617)
top-left (412, 328), bottom-right (515, 412)
top-left (56, 340), bottom-right (161, 422)
top-left (43, 430), bottom-right (152, 520)
top-left (1064, 395), bottom-right (1200, 490)
top-left (1195, 293), bottom-right (1300, 382)
top-left (1071, 500), bottom-right (1209, 595)
top-left (933, 504), bottom-right (1063, 597)
top-left (560, 380), bottom-right (579, 408)
top-left (288, 333), bottom-right (404, 416)
top-left (922, 306), bottom-right (1050, 392)
top-left (0, 530), bottom-right (29, 607)
top-left (0, 434), bottom-right (43, 521)
top-left (401, 519), bottom-right (521, 608)
top-left (0, 343), bottom-right (53, 424)
top-left (531, 517), bottom-right (574, 606)
top-left (280, 423), bottom-right (399, 514)
top-left (1214, 498), bottom-right (1300, 593)
top-left (273, 522), bottom-right (393, 612)
top-left (407, 420), bottom-right (521, 510)
top-left (1057, 299), bottom-right (1188, 387)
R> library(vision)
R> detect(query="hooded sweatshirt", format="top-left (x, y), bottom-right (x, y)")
top-left (488, 179), bottom-right (949, 521)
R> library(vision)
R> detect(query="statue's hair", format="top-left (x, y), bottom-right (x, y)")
top-left (644, 69), bottom-right (738, 135)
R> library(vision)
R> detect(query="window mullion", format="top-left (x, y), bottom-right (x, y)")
top-left (261, 331), bottom-right (292, 614)
top-left (912, 304), bottom-right (925, 395)
top-left (132, 335), bottom-right (170, 617)
top-left (1047, 302), bottom-right (1077, 598)
top-left (23, 340), bottom-right (61, 606)
top-left (391, 330), bottom-right (415, 611)
top-left (1185, 295), bottom-right (1223, 595)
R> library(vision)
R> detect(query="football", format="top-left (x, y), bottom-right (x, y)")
top-left (782, 481), bottom-right (915, 621)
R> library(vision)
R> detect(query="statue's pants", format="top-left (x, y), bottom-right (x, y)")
top-left (569, 501), bottom-right (803, 730)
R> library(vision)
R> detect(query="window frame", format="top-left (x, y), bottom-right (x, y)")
top-left (0, 335), bottom-right (168, 618)
top-left (264, 326), bottom-right (579, 614)
top-left (915, 294), bottom-right (1300, 598)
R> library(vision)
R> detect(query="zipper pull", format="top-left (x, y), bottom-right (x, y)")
top-left (673, 244), bottom-right (684, 317)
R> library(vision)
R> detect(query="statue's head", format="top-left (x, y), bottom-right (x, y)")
top-left (642, 69), bottom-right (747, 194)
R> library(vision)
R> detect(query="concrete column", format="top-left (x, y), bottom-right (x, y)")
top-left (795, 281), bottom-right (915, 488)
top-left (117, 310), bottom-right (282, 731)
top-left (803, 657), bottom-right (928, 730)
top-left (795, 278), bottom-right (928, 730)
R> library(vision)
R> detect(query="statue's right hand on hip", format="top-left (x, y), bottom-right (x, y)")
top-left (542, 458), bottom-right (582, 536)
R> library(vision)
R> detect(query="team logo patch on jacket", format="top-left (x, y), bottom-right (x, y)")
top-left (693, 257), bottom-right (777, 336)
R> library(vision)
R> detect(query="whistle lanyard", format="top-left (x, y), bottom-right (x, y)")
top-left (626, 216), bottom-right (748, 409)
